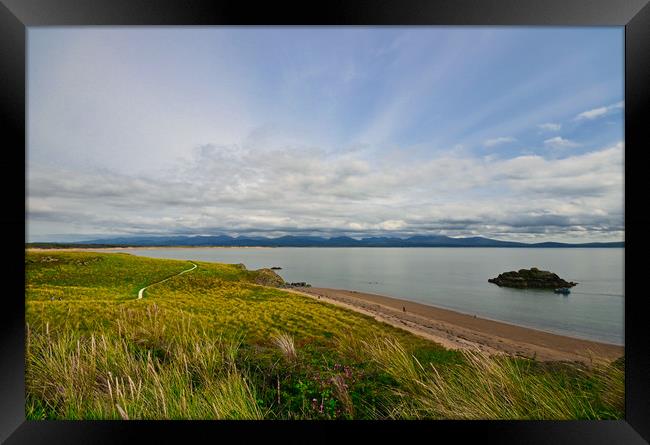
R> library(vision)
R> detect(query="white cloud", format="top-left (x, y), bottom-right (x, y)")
top-left (576, 107), bottom-right (608, 120)
top-left (27, 141), bottom-right (623, 243)
top-left (537, 123), bottom-right (561, 131)
top-left (544, 136), bottom-right (580, 149)
top-left (575, 101), bottom-right (625, 120)
top-left (484, 136), bottom-right (516, 147)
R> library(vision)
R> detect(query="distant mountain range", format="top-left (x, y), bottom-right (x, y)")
top-left (37, 234), bottom-right (624, 248)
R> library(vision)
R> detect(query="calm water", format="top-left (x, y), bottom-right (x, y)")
top-left (112, 247), bottom-right (624, 345)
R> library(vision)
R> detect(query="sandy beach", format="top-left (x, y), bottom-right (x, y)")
top-left (290, 287), bottom-right (623, 364)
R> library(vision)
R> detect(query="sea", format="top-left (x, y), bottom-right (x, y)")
top-left (109, 247), bottom-right (624, 345)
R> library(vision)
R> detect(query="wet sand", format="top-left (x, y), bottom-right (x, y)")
top-left (290, 287), bottom-right (623, 364)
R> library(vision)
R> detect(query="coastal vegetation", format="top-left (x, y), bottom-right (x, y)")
top-left (26, 251), bottom-right (623, 420)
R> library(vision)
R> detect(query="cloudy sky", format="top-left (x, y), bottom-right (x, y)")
top-left (27, 27), bottom-right (624, 243)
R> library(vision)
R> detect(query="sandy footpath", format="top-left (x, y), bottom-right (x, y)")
top-left (289, 287), bottom-right (623, 364)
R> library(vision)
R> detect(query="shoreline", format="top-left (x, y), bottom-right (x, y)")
top-left (290, 287), bottom-right (623, 364)
top-left (26, 248), bottom-right (623, 363)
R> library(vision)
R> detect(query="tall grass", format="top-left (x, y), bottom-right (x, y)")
top-left (355, 336), bottom-right (624, 420)
top-left (272, 333), bottom-right (297, 361)
top-left (26, 308), bottom-right (263, 420)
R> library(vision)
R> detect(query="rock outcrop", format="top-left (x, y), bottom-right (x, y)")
top-left (279, 282), bottom-right (312, 288)
top-left (488, 267), bottom-right (577, 289)
top-left (252, 268), bottom-right (285, 287)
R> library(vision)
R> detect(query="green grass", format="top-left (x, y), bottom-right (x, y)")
top-left (25, 250), bottom-right (623, 420)
top-left (345, 336), bottom-right (624, 419)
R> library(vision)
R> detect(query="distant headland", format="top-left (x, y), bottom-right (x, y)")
top-left (27, 234), bottom-right (624, 248)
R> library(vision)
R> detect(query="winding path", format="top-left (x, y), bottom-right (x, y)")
top-left (137, 261), bottom-right (197, 299)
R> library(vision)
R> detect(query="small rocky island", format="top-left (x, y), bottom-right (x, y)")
top-left (488, 267), bottom-right (577, 289)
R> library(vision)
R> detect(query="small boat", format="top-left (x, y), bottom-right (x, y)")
top-left (554, 287), bottom-right (571, 295)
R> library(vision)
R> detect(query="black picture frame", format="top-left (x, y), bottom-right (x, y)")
top-left (2, 0), bottom-right (649, 443)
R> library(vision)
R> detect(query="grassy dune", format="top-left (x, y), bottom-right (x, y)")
top-left (25, 251), bottom-right (623, 420)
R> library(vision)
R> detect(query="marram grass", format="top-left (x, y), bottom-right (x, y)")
top-left (25, 250), bottom-right (623, 420)
top-left (26, 309), bottom-right (262, 420)
top-left (347, 335), bottom-right (624, 420)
